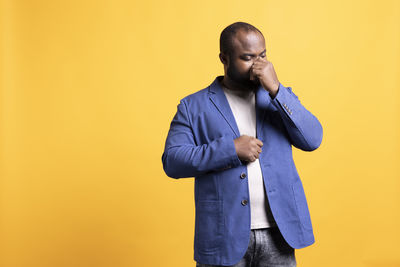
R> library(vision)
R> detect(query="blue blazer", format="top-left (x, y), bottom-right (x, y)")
top-left (161, 75), bottom-right (323, 266)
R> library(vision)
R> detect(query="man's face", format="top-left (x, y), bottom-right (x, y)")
top-left (224, 30), bottom-right (266, 91)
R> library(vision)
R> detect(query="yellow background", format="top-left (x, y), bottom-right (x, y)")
top-left (1, 0), bottom-right (399, 266)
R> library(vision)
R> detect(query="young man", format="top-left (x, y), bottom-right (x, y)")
top-left (161, 22), bottom-right (323, 267)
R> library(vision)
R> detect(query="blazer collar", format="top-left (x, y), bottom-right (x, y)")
top-left (208, 75), bottom-right (273, 139)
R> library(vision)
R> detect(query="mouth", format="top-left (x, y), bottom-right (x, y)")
top-left (249, 77), bottom-right (260, 85)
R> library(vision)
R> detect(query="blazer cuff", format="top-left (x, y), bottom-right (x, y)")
top-left (270, 83), bottom-right (294, 118)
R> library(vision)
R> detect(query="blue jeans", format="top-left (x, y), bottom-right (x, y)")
top-left (196, 227), bottom-right (296, 267)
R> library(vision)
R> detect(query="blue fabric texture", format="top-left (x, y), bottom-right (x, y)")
top-left (161, 76), bottom-right (323, 266)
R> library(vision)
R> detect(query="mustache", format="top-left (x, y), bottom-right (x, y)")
top-left (227, 65), bottom-right (260, 89)
top-left (236, 76), bottom-right (260, 87)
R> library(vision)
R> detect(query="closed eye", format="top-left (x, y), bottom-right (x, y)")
top-left (241, 54), bottom-right (266, 61)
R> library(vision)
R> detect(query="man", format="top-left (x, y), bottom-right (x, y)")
top-left (161, 22), bottom-right (323, 267)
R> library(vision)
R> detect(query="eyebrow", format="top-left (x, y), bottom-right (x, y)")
top-left (241, 49), bottom-right (267, 56)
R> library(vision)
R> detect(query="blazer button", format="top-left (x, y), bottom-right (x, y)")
top-left (241, 199), bottom-right (248, 206)
top-left (240, 172), bottom-right (247, 179)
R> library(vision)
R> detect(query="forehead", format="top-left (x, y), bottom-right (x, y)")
top-left (231, 29), bottom-right (265, 54)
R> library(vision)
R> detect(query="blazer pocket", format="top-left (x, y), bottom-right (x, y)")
top-left (291, 179), bottom-right (313, 231)
top-left (194, 200), bottom-right (223, 253)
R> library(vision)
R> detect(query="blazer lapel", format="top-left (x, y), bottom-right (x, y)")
top-left (208, 76), bottom-right (241, 138)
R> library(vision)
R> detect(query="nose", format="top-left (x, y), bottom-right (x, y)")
top-left (252, 56), bottom-right (259, 64)
top-left (252, 56), bottom-right (261, 64)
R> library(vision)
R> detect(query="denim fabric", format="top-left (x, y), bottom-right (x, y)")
top-left (196, 227), bottom-right (296, 267)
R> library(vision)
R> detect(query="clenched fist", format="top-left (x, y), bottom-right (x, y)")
top-left (233, 135), bottom-right (263, 162)
top-left (249, 57), bottom-right (280, 98)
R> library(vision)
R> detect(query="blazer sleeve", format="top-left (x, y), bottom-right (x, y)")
top-left (270, 83), bottom-right (323, 151)
top-left (161, 99), bottom-right (242, 179)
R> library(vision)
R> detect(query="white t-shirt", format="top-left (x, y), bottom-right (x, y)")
top-left (222, 85), bottom-right (277, 229)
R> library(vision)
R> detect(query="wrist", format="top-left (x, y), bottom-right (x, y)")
top-left (269, 86), bottom-right (279, 99)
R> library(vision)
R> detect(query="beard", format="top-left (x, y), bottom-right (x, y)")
top-left (227, 62), bottom-right (260, 91)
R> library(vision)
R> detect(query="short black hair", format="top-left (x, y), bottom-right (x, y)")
top-left (220, 22), bottom-right (264, 58)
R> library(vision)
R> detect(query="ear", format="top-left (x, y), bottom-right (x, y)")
top-left (219, 52), bottom-right (228, 65)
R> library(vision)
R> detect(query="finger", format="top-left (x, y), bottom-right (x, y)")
top-left (252, 67), bottom-right (263, 73)
top-left (252, 144), bottom-right (262, 154)
top-left (255, 139), bottom-right (263, 147)
top-left (253, 63), bottom-right (265, 69)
